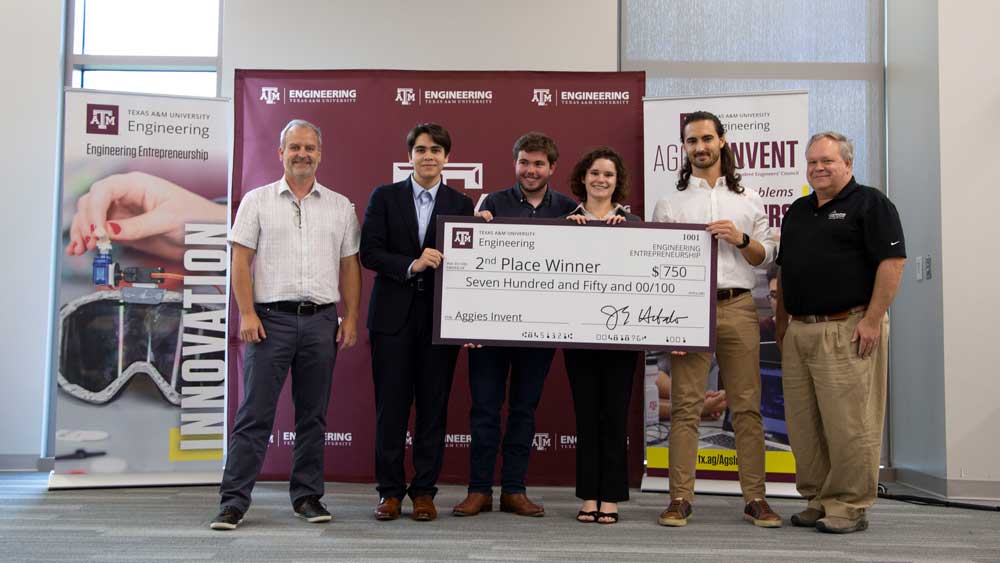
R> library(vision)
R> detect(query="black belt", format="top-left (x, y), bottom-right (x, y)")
top-left (259, 301), bottom-right (334, 315)
top-left (716, 288), bottom-right (750, 301)
top-left (791, 306), bottom-right (867, 324)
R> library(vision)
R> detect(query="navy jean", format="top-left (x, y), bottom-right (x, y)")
top-left (219, 305), bottom-right (338, 513)
top-left (467, 346), bottom-right (555, 494)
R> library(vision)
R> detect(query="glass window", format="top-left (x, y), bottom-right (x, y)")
top-left (622, 0), bottom-right (885, 187)
top-left (66, 0), bottom-right (220, 97)
top-left (80, 71), bottom-right (218, 98)
top-left (623, 0), bottom-right (883, 64)
top-left (75, 0), bottom-right (219, 57)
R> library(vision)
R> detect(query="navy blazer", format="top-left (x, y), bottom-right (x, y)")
top-left (360, 177), bottom-right (474, 335)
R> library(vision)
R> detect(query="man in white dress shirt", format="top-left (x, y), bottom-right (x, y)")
top-left (211, 119), bottom-right (362, 530)
top-left (652, 111), bottom-right (780, 528)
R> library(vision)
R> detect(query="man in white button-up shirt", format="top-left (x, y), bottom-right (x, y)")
top-left (652, 111), bottom-right (780, 529)
top-left (211, 119), bottom-right (362, 531)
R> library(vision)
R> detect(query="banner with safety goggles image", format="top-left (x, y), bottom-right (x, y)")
top-left (52, 89), bottom-right (229, 488)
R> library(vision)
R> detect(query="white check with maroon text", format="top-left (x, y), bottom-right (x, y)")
top-left (433, 217), bottom-right (718, 352)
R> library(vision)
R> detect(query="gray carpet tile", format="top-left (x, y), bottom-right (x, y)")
top-left (0, 473), bottom-right (998, 562)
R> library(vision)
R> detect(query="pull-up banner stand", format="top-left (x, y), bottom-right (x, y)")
top-left (641, 91), bottom-right (809, 497)
top-left (51, 89), bottom-right (230, 489)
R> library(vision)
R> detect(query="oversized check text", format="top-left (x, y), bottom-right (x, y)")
top-left (434, 218), bottom-right (717, 351)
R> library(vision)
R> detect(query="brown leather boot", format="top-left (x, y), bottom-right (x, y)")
top-left (452, 492), bottom-right (493, 516)
top-left (374, 497), bottom-right (401, 521)
top-left (499, 492), bottom-right (544, 517)
top-left (411, 495), bottom-right (437, 521)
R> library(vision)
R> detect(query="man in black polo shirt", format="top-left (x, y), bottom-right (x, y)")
top-left (452, 132), bottom-right (577, 518)
top-left (776, 131), bottom-right (906, 534)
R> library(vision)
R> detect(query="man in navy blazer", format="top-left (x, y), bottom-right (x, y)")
top-left (360, 123), bottom-right (474, 522)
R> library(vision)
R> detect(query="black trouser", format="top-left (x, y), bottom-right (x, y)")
top-left (219, 304), bottom-right (338, 513)
top-left (371, 294), bottom-right (459, 500)
top-left (563, 348), bottom-right (639, 503)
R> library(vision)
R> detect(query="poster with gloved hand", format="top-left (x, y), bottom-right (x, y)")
top-left (51, 89), bottom-right (229, 488)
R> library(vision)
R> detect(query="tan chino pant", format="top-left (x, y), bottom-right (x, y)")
top-left (668, 292), bottom-right (766, 502)
top-left (782, 311), bottom-right (888, 521)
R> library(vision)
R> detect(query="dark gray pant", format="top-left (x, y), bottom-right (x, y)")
top-left (219, 304), bottom-right (338, 512)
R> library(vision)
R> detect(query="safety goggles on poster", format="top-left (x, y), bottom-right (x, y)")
top-left (58, 290), bottom-right (215, 406)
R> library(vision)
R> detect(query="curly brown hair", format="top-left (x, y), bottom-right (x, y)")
top-left (676, 111), bottom-right (743, 194)
top-left (569, 146), bottom-right (629, 204)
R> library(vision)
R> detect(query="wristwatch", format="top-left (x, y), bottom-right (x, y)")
top-left (736, 232), bottom-right (750, 249)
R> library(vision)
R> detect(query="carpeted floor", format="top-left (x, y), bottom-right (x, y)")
top-left (0, 473), bottom-right (998, 562)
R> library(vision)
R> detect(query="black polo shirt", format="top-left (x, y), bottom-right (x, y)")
top-left (777, 177), bottom-right (906, 316)
top-left (479, 184), bottom-right (578, 219)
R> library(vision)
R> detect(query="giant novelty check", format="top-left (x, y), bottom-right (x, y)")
top-left (433, 217), bottom-right (718, 351)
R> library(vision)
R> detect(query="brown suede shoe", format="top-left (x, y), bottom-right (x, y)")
top-left (816, 515), bottom-right (869, 534)
top-left (374, 497), bottom-right (401, 521)
top-left (452, 492), bottom-right (493, 516)
top-left (657, 498), bottom-right (693, 527)
top-left (411, 495), bottom-right (437, 521)
top-left (499, 492), bottom-right (545, 517)
top-left (744, 498), bottom-right (782, 528)
top-left (789, 507), bottom-right (825, 527)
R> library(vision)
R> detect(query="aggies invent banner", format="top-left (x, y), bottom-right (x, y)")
top-left (232, 70), bottom-right (645, 485)
top-left (641, 92), bottom-right (809, 494)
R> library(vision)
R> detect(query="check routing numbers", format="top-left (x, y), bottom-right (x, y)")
top-left (435, 218), bottom-right (716, 351)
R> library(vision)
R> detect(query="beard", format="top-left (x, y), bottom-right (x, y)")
top-left (689, 150), bottom-right (720, 170)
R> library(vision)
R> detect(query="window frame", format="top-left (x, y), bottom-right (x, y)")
top-left (63, 0), bottom-right (223, 97)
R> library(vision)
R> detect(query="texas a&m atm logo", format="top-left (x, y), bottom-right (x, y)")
top-left (86, 104), bottom-right (119, 135)
top-left (451, 228), bottom-right (474, 249)
top-left (260, 87), bottom-right (281, 105)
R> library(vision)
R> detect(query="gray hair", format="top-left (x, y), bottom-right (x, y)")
top-left (806, 131), bottom-right (853, 164)
top-left (279, 119), bottom-right (323, 149)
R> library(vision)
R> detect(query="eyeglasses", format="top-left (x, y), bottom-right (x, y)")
top-left (58, 290), bottom-right (213, 406)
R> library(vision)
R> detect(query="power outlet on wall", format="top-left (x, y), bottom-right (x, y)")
top-left (915, 255), bottom-right (924, 281)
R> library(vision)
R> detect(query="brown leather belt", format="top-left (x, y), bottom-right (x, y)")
top-left (716, 288), bottom-right (750, 301)
top-left (791, 305), bottom-right (867, 323)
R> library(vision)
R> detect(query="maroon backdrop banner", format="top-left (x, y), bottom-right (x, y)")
top-left (231, 69), bottom-right (646, 486)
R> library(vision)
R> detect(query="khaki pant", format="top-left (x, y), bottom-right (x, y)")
top-left (782, 312), bottom-right (888, 521)
top-left (668, 292), bottom-right (765, 502)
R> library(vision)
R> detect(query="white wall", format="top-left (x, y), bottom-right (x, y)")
top-left (0, 0), bottom-right (64, 468)
top-left (221, 0), bottom-right (619, 98)
top-left (888, 0), bottom-right (1000, 498)
top-left (938, 0), bottom-right (1000, 490)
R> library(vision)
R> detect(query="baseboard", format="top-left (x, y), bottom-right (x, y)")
top-left (48, 471), bottom-right (221, 489)
top-left (894, 467), bottom-right (948, 497)
top-left (0, 455), bottom-right (47, 472)
top-left (895, 467), bottom-right (1000, 501)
